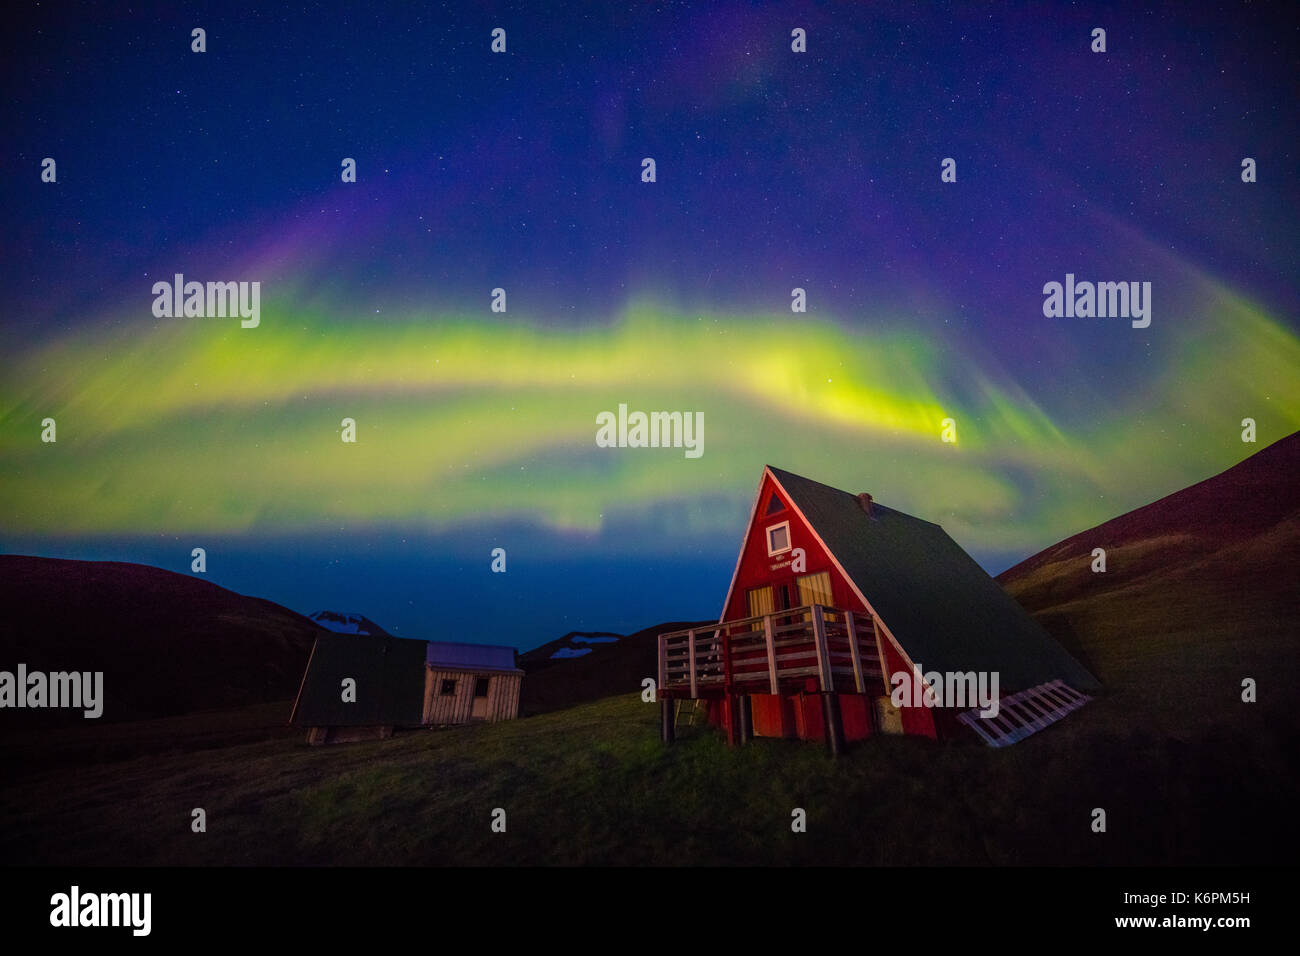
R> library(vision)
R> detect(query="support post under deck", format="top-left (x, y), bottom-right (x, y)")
top-left (822, 693), bottom-right (845, 758)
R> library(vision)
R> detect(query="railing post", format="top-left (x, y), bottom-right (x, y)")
top-left (687, 629), bottom-right (698, 699)
top-left (763, 613), bottom-right (778, 695)
top-left (870, 613), bottom-right (890, 689)
top-left (720, 624), bottom-right (733, 691)
top-left (657, 634), bottom-right (666, 694)
top-left (845, 611), bottom-right (866, 694)
top-left (812, 604), bottom-right (832, 692)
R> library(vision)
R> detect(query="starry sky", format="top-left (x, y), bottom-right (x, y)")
top-left (2, 2), bottom-right (1298, 646)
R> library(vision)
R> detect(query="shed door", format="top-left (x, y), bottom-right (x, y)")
top-left (471, 676), bottom-right (491, 719)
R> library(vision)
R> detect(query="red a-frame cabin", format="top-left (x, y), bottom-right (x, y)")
top-left (657, 466), bottom-right (1098, 752)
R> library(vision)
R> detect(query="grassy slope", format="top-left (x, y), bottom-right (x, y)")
top-left (1, 672), bottom-right (1293, 865)
top-left (997, 432), bottom-right (1299, 702)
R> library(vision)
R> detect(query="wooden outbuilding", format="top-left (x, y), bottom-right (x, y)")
top-left (422, 641), bottom-right (523, 726)
top-left (657, 466), bottom-right (1099, 752)
top-left (290, 633), bottom-right (523, 745)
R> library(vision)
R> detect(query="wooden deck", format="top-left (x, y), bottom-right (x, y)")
top-left (658, 604), bottom-right (888, 698)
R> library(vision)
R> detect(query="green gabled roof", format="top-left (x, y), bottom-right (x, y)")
top-left (767, 466), bottom-right (1100, 694)
top-left (290, 632), bottom-right (427, 728)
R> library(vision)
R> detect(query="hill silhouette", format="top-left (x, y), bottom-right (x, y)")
top-left (0, 556), bottom-right (322, 724)
top-left (520, 620), bottom-right (712, 715)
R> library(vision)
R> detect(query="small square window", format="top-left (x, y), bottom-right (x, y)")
top-left (440, 679), bottom-right (457, 696)
top-left (766, 521), bottom-right (791, 556)
top-left (474, 677), bottom-right (490, 698)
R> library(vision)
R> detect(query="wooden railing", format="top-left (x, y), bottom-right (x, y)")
top-left (658, 605), bottom-right (885, 698)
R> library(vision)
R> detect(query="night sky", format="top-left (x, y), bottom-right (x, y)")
top-left (2, 2), bottom-right (1297, 647)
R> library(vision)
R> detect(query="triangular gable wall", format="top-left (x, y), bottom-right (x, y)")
top-left (717, 467), bottom-right (937, 736)
top-left (718, 468), bottom-right (854, 622)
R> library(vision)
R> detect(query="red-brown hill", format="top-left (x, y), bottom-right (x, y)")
top-left (998, 431), bottom-right (1300, 704)
top-left (0, 556), bottom-right (322, 725)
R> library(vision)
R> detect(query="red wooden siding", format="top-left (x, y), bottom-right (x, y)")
top-left (751, 694), bottom-right (795, 738)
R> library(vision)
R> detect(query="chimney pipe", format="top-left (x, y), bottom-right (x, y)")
top-left (857, 493), bottom-right (873, 517)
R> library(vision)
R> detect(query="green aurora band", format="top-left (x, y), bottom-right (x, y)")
top-left (2, 291), bottom-right (1297, 558)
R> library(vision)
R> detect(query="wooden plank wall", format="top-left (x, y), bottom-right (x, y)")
top-left (422, 668), bottom-right (522, 725)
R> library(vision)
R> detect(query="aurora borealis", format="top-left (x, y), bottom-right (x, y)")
top-left (2, 3), bottom-right (1297, 643)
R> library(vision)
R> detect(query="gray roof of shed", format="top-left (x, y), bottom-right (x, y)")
top-left (425, 641), bottom-right (522, 673)
top-left (767, 466), bottom-right (1100, 694)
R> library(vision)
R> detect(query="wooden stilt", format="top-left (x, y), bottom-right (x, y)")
top-left (822, 693), bottom-right (845, 757)
top-left (738, 694), bottom-right (753, 744)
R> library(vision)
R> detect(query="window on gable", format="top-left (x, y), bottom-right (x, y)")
top-left (766, 520), bottom-right (791, 556)
top-left (765, 494), bottom-right (785, 515)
